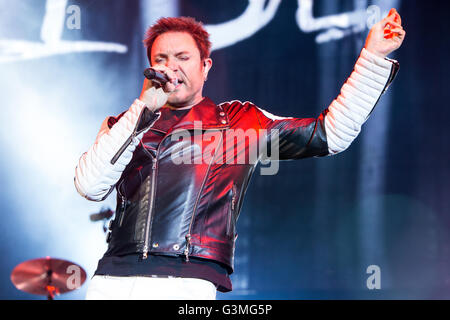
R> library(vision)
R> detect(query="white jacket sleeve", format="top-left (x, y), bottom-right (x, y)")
top-left (74, 98), bottom-right (160, 201)
top-left (325, 48), bottom-right (399, 155)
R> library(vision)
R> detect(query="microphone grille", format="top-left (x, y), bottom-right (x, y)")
top-left (143, 68), bottom-right (155, 79)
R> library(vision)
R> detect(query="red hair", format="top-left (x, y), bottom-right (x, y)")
top-left (143, 17), bottom-right (212, 62)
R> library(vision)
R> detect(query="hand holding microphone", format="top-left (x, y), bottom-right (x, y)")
top-left (143, 68), bottom-right (179, 87)
top-left (143, 65), bottom-right (179, 92)
top-left (139, 65), bottom-right (178, 111)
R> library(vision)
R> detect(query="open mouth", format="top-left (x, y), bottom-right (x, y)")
top-left (175, 79), bottom-right (184, 88)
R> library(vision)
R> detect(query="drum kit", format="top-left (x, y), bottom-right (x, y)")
top-left (10, 208), bottom-right (113, 299)
top-left (10, 256), bottom-right (87, 300)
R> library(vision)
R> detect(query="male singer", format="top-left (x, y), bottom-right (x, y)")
top-left (75, 10), bottom-right (405, 299)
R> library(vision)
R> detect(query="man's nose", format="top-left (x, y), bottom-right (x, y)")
top-left (165, 58), bottom-right (178, 71)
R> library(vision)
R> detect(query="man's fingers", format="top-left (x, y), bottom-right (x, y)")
top-left (384, 15), bottom-right (402, 26)
top-left (389, 27), bottom-right (403, 33)
top-left (151, 65), bottom-right (177, 83)
top-left (388, 8), bottom-right (402, 24)
top-left (381, 11), bottom-right (402, 28)
top-left (384, 20), bottom-right (402, 30)
top-left (152, 67), bottom-right (181, 93)
top-left (396, 29), bottom-right (406, 38)
top-left (164, 83), bottom-right (176, 93)
top-left (384, 24), bottom-right (403, 34)
top-left (384, 28), bottom-right (406, 40)
top-left (163, 69), bottom-right (177, 82)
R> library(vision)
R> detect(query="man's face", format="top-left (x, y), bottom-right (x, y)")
top-left (150, 31), bottom-right (212, 108)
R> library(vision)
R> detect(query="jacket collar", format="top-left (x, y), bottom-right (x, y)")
top-left (151, 97), bottom-right (229, 134)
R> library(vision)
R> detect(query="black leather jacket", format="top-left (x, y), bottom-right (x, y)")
top-left (103, 97), bottom-right (329, 273)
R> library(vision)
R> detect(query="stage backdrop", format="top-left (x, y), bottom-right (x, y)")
top-left (0, 0), bottom-right (449, 299)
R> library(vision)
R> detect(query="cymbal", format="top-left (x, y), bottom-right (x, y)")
top-left (11, 257), bottom-right (87, 298)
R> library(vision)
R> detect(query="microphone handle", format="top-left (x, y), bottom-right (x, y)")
top-left (89, 209), bottom-right (114, 221)
top-left (143, 68), bottom-right (170, 86)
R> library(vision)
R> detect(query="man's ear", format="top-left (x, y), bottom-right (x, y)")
top-left (203, 58), bottom-right (213, 81)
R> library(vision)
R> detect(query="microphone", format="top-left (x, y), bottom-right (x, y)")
top-left (89, 208), bottom-right (114, 222)
top-left (143, 68), bottom-right (178, 86)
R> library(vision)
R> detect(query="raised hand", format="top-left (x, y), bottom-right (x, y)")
top-left (364, 8), bottom-right (406, 58)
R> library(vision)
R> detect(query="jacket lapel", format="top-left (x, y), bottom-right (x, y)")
top-left (149, 97), bottom-right (229, 135)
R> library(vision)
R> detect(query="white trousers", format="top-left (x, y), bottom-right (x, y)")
top-left (85, 275), bottom-right (217, 300)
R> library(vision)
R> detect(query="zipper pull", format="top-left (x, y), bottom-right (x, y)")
top-left (111, 133), bottom-right (135, 165)
top-left (118, 196), bottom-right (126, 227)
top-left (184, 234), bottom-right (191, 262)
top-left (142, 245), bottom-right (149, 259)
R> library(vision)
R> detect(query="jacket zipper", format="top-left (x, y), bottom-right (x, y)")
top-left (141, 126), bottom-right (227, 261)
top-left (111, 135), bottom-right (134, 165)
top-left (226, 184), bottom-right (237, 237)
top-left (142, 131), bottom-right (180, 259)
top-left (142, 156), bottom-right (157, 259)
top-left (110, 107), bottom-right (152, 165)
top-left (365, 60), bottom-right (400, 121)
top-left (116, 179), bottom-right (127, 227)
top-left (118, 195), bottom-right (126, 227)
top-left (184, 132), bottom-right (224, 261)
